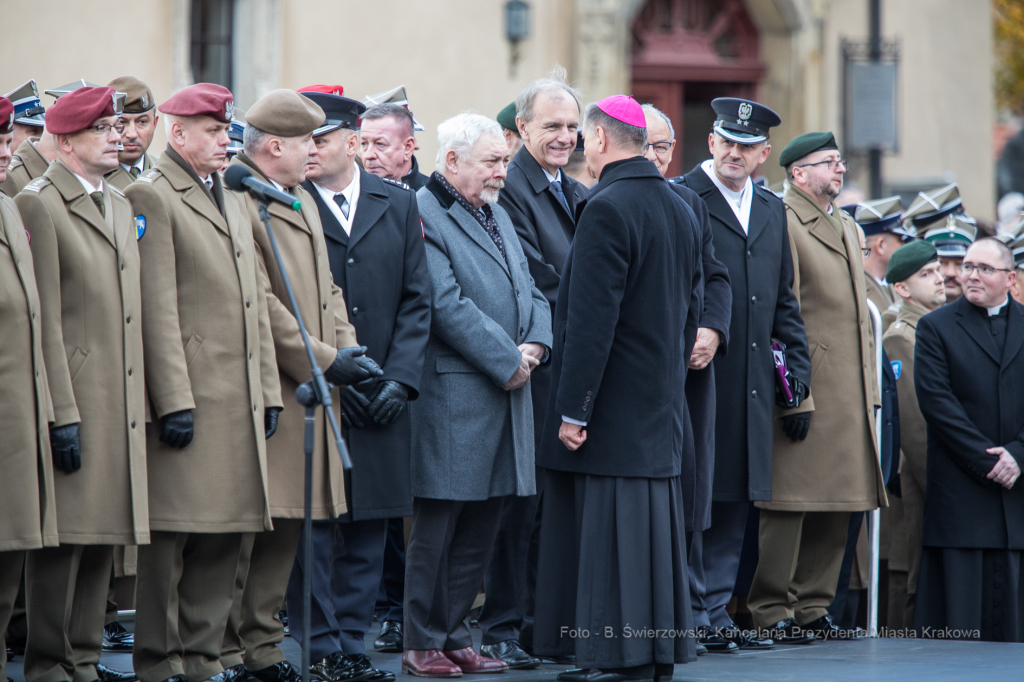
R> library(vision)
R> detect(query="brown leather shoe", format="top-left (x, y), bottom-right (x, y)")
top-left (401, 650), bottom-right (463, 678)
top-left (441, 648), bottom-right (508, 674)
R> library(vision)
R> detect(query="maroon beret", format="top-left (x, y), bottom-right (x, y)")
top-left (0, 97), bottom-right (13, 135)
top-left (159, 83), bottom-right (234, 123)
top-left (46, 86), bottom-right (118, 135)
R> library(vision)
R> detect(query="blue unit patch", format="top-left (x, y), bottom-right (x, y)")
top-left (135, 215), bottom-right (146, 240)
top-left (891, 360), bottom-right (902, 380)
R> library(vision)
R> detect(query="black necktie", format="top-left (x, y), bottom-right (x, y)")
top-left (333, 193), bottom-right (350, 219)
top-left (551, 179), bottom-right (569, 211)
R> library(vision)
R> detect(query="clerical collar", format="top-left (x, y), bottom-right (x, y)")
top-left (987, 296), bottom-right (1010, 317)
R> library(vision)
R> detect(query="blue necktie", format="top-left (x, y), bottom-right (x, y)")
top-left (551, 180), bottom-right (569, 212)
top-left (333, 193), bottom-right (350, 219)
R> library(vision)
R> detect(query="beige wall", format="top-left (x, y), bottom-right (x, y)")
top-left (0, 0), bottom-right (996, 219)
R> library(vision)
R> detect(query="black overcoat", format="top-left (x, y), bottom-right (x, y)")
top-left (914, 296), bottom-right (1024, 549)
top-left (667, 182), bottom-right (732, 531)
top-left (302, 169), bottom-right (431, 519)
top-left (497, 145), bottom-right (588, 447)
top-left (673, 166), bottom-right (809, 502)
top-left (538, 157), bottom-right (701, 478)
top-left (401, 155), bottom-right (431, 191)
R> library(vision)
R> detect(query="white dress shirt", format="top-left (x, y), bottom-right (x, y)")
top-left (120, 157), bottom-right (146, 176)
top-left (312, 171), bottom-right (360, 235)
top-left (701, 159), bottom-right (752, 234)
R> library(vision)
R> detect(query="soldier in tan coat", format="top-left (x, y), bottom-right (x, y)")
top-left (883, 241), bottom-right (946, 630)
top-left (15, 86), bottom-right (148, 682)
top-left (1, 131), bottom-right (56, 197)
top-left (228, 89), bottom-right (381, 682)
top-left (122, 84), bottom-right (283, 682)
top-left (0, 95), bottom-right (58, 682)
top-left (105, 76), bottom-right (158, 192)
top-left (748, 132), bottom-right (887, 641)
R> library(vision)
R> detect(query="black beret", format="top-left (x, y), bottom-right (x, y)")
top-left (779, 131), bottom-right (839, 167)
top-left (887, 240), bottom-right (937, 284)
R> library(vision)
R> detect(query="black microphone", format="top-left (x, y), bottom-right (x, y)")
top-left (223, 164), bottom-right (302, 211)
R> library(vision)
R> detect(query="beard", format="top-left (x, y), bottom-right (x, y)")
top-left (480, 179), bottom-right (505, 205)
top-left (809, 173), bottom-right (841, 203)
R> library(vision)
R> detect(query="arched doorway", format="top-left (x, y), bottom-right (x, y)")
top-left (631, 0), bottom-right (765, 177)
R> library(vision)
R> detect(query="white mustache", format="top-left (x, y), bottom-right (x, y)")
top-left (483, 180), bottom-right (505, 190)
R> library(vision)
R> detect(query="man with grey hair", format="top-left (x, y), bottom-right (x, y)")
top-left (478, 66), bottom-right (588, 669)
top-left (402, 112), bottom-right (551, 677)
top-left (535, 95), bottom-right (702, 682)
top-left (360, 102), bottom-right (430, 190)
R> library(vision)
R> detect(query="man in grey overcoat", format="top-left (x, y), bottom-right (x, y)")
top-left (402, 112), bottom-right (552, 678)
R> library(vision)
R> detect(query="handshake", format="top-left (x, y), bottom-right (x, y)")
top-left (502, 343), bottom-right (547, 391)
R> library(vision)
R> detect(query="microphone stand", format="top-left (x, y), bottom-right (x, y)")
top-left (255, 198), bottom-right (352, 682)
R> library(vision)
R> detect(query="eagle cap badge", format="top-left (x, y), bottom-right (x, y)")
top-left (738, 102), bottom-right (753, 121)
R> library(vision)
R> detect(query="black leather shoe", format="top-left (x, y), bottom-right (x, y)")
top-left (758, 618), bottom-right (815, 645)
top-left (802, 614), bottom-right (867, 641)
top-left (373, 620), bottom-right (403, 653)
top-left (695, 643), bottom-right (707, 656)
top-left (278, 610), bottom-right (289, 637)
top-left (103, 621), bottom-right (135, 652)
top-left (480, 640), bottom-right (541, 670)
top-left (160, 676), bottom-right (187, 682)
top-left (556, 671), bottom-right (595, 682)
top-left (696, 627), bottom-right (737, 653)
top-left (334, 654), bottom-right (395, 682)
top-left (96, 664), bottom-right (138, 682)
top-left (720, 626), bottom-right (775, 650)
top-left (252, 662), bottom-right (302, 682)
top-left (6, 637), bottom-right (25, 658)
top-left (467, 606), bottom-right (481, 628)
top-left (5, 645), bottom-right (15, 661)
top-left (223, 665), bottom-right (256, 682)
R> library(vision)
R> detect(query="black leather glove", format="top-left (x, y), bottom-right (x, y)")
top-left (338, 385), bottom-right (373, 429)
top-left (776, 375), bottom-right (808, 409)
top-left (782, 412), bottom-right (811, 442)
top-left (160, 409), bottom-right (194, 448)
top-left (265, 407), bottom-right (282, 439)
top-left (324, 346), bottom-right (383, 387)
top-left (50, 423), bottom-right (82, 473)
top-left (370, 380), bottom-right (409, 427)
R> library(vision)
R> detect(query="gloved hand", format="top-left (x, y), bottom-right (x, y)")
top-left (324, 346), bottom-right (383, 387)
top-left (776, 375), bottom-right (808, 409)
top-left (782, 412), bottom-right (811, 442)
top-left (265, 407), bottom-right (282, 439)
top-left (160, 409), bottom-right (195, 448)
top-left (50, 423), bottom-right (82, 473)
top-left (339, 385), bottom-right (372, 429)
top-left (370, 380), bottom-right (409, 427)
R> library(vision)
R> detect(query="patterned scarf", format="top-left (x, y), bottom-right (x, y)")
top-left (432, 171), bottom-right (506, 261)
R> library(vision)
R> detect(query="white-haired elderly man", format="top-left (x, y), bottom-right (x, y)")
top-left (402, 112), bottom-right (552, 678)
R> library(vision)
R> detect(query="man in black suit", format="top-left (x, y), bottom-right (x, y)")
top-left (285, 88), bottom-right (431, 679)
top-left (359, 101), bottom-right (429, 648)
top-left (360, 103), bottom-right (430, 190)
top-left (534, 95), bottom-right (702, 682)
top-left (641, 104), bottom-right (738, 652)
top-left (914, 237), bottom-right (1024, 642)
top-left (477, 69), bottom-right (588, 669)
top-left (671, 98), bottom-right (811, 646)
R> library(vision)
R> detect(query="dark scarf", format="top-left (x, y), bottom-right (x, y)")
top-left (431, 171), bottom-right (506, 261)
top-left (164, 145), bottom-right (225, 216)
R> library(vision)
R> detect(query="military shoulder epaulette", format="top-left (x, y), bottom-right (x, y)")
top-left (136, 168), bottom-right (161, 184)
top-left (755, 183), bottom-right (783, 199)
top-left (7, 156), bottom-right (24, 171)
top-left (21, 176), bottom-right (51, 194)
top-left (382, 177), bottom-right (411, 190)
top-left (109, 184), bottom-right (128, 199)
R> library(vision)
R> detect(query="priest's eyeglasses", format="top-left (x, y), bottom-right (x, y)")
top-left (960, 263), bottom-right (1012, 277)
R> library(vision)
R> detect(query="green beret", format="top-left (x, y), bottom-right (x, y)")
top-left (887, 240), bottom-right (938, 284)
top-left (779, 131), bottom-right (839, 167)
top-left (246, 89), bottom-right (325, 137)
top-left (497, 101), bottom-right (518, 132)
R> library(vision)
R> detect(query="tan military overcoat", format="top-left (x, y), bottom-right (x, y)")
top-left (0, 192), bottom-right (58, 551)
top-left (760, 185), bottom-right (887, 512)
top-left (230, 153), bottom-right (358, 520)
top-left (1, 137), bottom-right (49, 196)
top-left (126, 150), bottom-right (283, 533)
top-left (15, 160), bottom-right (149, 545)
top-left (883, 301), bottom-right (928, 591)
